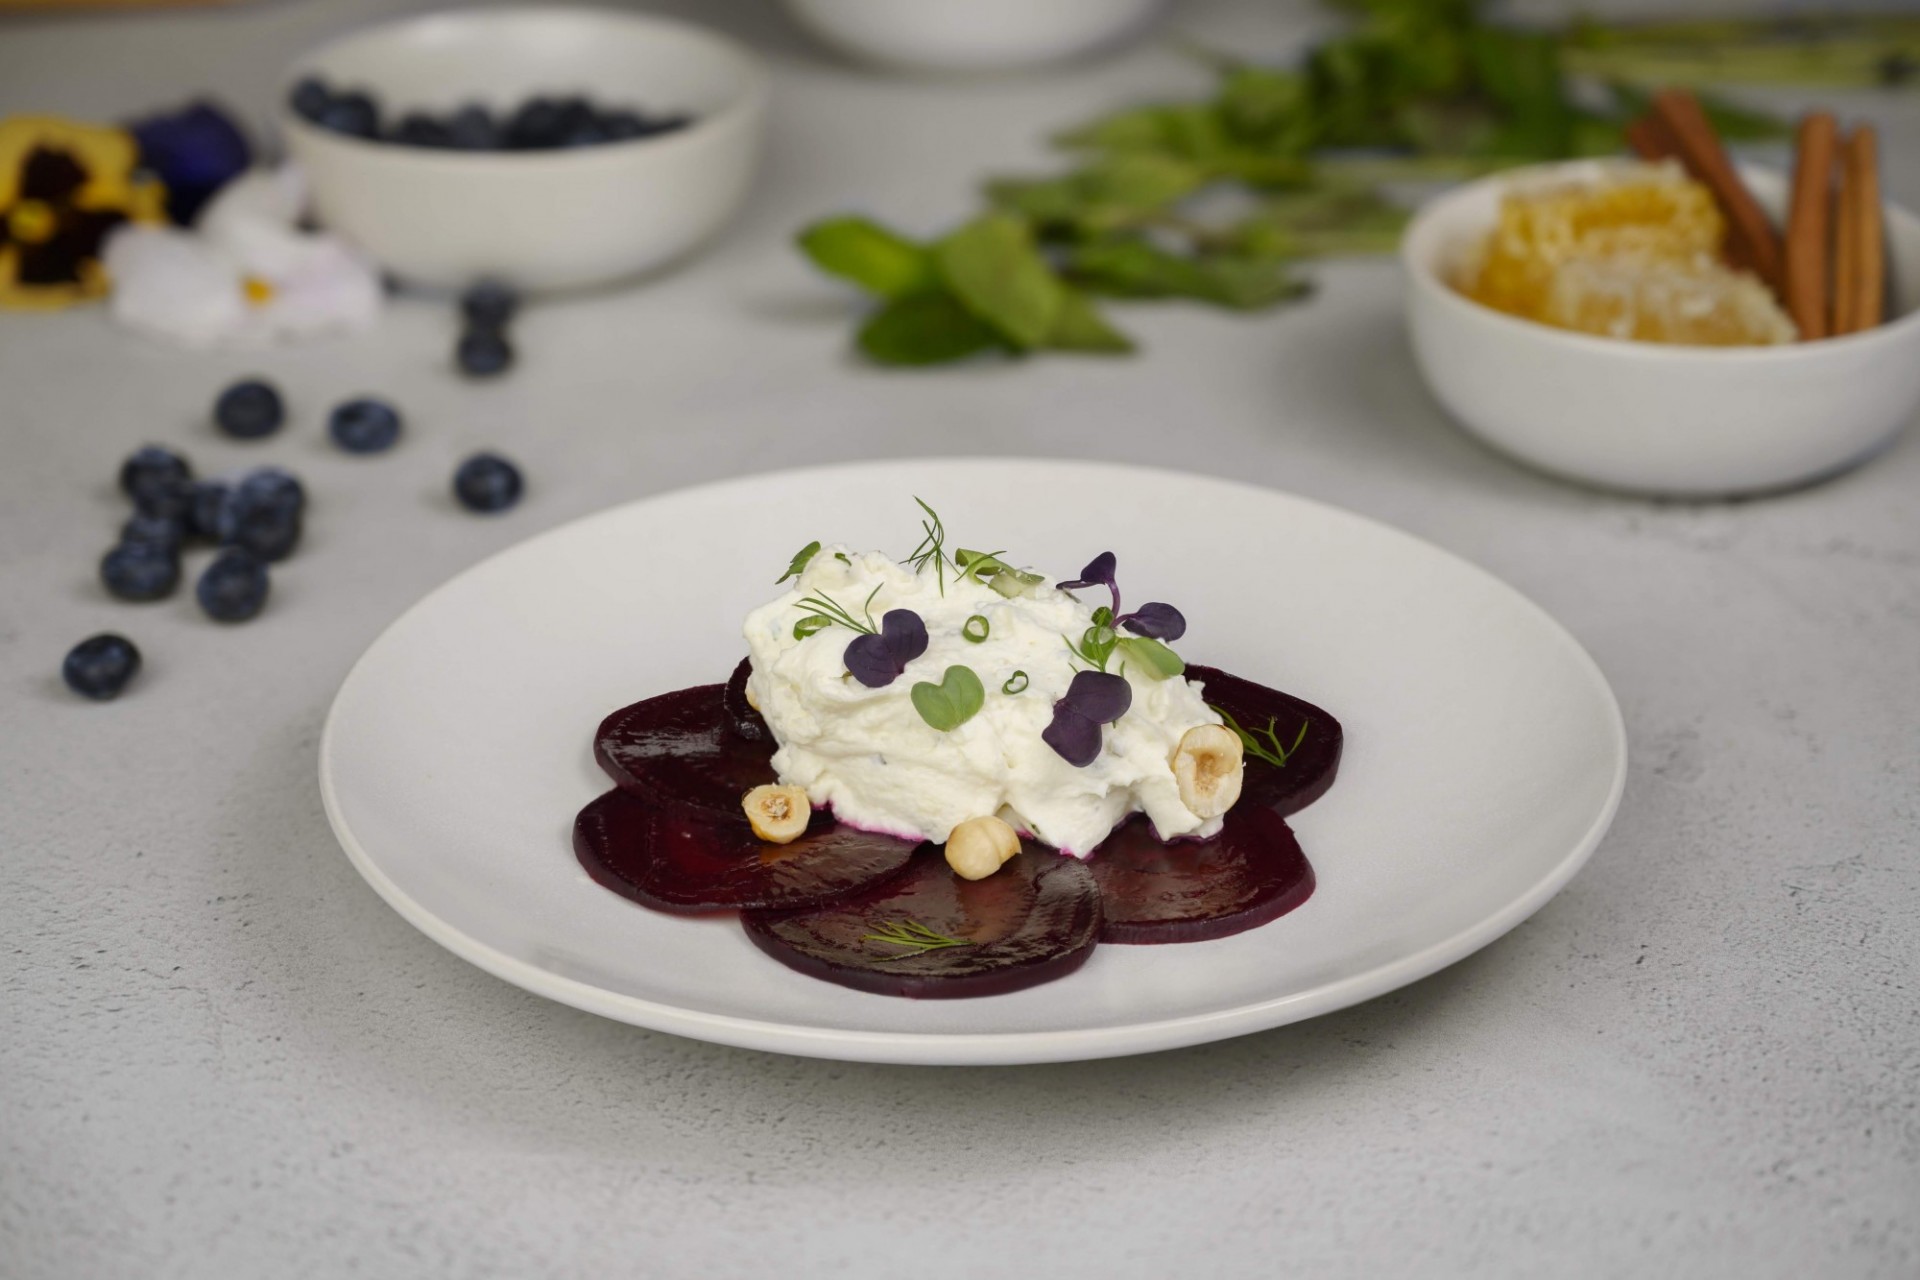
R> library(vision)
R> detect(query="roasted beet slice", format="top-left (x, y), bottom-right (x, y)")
top-left (596, 684), bottom-right (776, 812)
top-left (1087, 805), bottom-right (1314, 944)
top-left (742, 846), bottom-right (1102, 998)
top-left (1186, 664), bottom-right (1343, 816)
top-left (723, 657), bottom-right (769, 742)
top-left (574, 788), bottom-right (919, 914)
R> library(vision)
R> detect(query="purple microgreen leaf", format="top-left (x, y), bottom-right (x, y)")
top-left (1056, 551), bottom-right (1117, 593)
top-left (1062, 669), bottom-right (1131, 724)
top-left (844, 633), bottom-right (904, 688)
top-left (1042, 707), bottom-right (1102, 767)
top-left (879, 608), bottom-right (928, 663)
top-left (1118, 602), bottom-right (1186, 641)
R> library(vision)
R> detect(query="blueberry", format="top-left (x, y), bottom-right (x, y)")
top-left (63, 633), bottom-right (142, 700)
top-left (391, 112), bottom-right (454, 148)
top-left (445, 104), bottom-right (498, 150)
top-left (505, 97), bottom-right (567, 149)
top-left (197, 548), bottom-right (270, 622)
top-left (100, 540), bottom-right (181, 601)
top-left (599, 109), bottom-right (648, 142)
top-left (460, 280), bottom-right (518, 330)
top-left (328, 397), bottom-right (402, 453)
top-left (213, 378), bottom-right (285, 439)
top-left (187, 480), bottom-right (228, 540)
top-left (317, 90), bottom-right (380, 140)
top-left (237, 466), bottom-right (306, 514)
top-left (289, 76), bottom-right (332, 123)
top-left (216, 473), bottom-right (303, 562)
top-left (453, 452), bottom-right (524, 513)
top-left (121, 511), bottom-right (187, 552)
top-left (119, 444), bottom-right (193, 506)
top-left (456, 327), bottom-right (514, 378)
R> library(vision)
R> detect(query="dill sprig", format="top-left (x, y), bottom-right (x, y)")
top-left (862, 919), bottom-right (972, 958)
top-left (905, 497), bottom-right (952, 596)
top-left (794, 584), bottom-right (883, 638)
top-left (1212, 705), bottom-right (1309, 768)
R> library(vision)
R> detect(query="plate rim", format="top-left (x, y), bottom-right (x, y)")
top-left (319, 457), bottom-right (1628, 1066)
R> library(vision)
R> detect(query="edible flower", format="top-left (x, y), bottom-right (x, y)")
top-left (101, 165), bottom-right (382, 347)
top-left (1056, 552), bottom-right (1186, 641)
top-left (845, 608), bottom-right (928, 688)
top-left (0, 115), bottom-right (166, 309)
top-left (1041, 670), bottom-right (1132, 767)
top-left (127, 100), bottom-right (252, 226)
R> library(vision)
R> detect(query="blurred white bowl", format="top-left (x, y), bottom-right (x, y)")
top-left (781, 0), bottom-right (1163, 75)
top-left (281, 7), bottom-right (767, 292)
top-left (1403, 158), bottom-right (1920, 497)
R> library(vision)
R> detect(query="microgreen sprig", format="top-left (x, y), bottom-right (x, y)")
top-left (1213, 705), bottom-right (1309, 768)
top-left (905, 496), bottom-right (952, 596)
top-left (863, 919), bottom-right (973, 958)
top-left (845, 609), bottom-right (929, 688)
top-left (911, 664), bottom-right (985, 731)
top-left (794, 584), bottom-right (882, 638)
top-left (1043, 670), bottom-right (1133, 767)
top-left (776, 541), bottom-right (821, 585)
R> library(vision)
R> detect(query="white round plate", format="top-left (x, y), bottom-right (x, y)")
top-left (320, 460), bottom-right (1626, 1065)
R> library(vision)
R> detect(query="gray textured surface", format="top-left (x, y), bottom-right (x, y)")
top-left (3, 1), bottom-right (1917, 1277)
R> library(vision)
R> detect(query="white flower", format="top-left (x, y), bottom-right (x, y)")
top-left (102, 166), bottom-right (381, 347)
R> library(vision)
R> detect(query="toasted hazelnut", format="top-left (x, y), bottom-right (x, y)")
top-left (944, 814), bottom-right (1022, 881)
top-left (1172, 723), bottom-right (1245, 819)
top-left (743, 783), bottom-right (810, 844)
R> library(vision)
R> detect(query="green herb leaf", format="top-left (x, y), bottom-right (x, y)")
top-left (962, 615), bottom-right (990, 643)
top-left (1115, 636), bottom-right (1186, 680)
top-left (1002, 670), bottom-right (1029, 695)
top-left (1068, 239), bottom-right (1310, 311)
top-left (777, 540), bottom-right (821, 584)
top-left (795, 586), bottom-right (880, 637)
top-left (856, 291), bottom-right (1002, 366)
top-left (911, 665), bottom-right (986, 732)
top-left (798, 217), bottom-right (939, 299)
top-left (1046, 287), bottom-right (1136, 353)
top-left (1212, 704), bottom-right (1310, 767)
top-left (934, 213), bottom-right (1064, 350)
top-left (862, 919), bottom-right (972, 957)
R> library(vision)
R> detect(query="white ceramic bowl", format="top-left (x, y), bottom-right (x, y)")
top-left (781, 0), bottom-right (1162, 75)
top-left (1403, 159), bottom-right (1920, 496)
top-left (280, 8), bottom-right (768, 292)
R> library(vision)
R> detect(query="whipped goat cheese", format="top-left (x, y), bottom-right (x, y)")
top-left (742, 546), bottom-right (1226, 856)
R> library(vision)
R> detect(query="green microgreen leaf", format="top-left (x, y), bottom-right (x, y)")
top-left (1115, 636), bottom-right (1185, 680)
top-left (910, 665), bottom-right (985, 732)
top-left (857, 291), bottom-right (1002, 366)
top-left (1213, 704), bottom-right (1310, 767)
top-left (962, 615), bottom-right (990, 644)
top-left (777, 540), bottom-right (821, 585)
top-left (1002, 670), bottom-right (1030, 695)
top-left (798, 217), bottom-right (939, 299)
top-left (862, 919), bottom-right (972, 958)
top-left (934, 213), bottom-right (1063, 350)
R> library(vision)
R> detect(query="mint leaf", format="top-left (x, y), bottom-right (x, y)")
top-left (911, 665), bottom-right (986, 732)
top-left (1046, 287), bottom-right (1134, 354)
top-left (1067, 240), bottom-right (1309, 311)
top-left (856, 292), bottom-right (1001, 366)
top-left (934, 214), bottom-right (1063, 351)
top-left (799, 217), bottom-right (938, 299)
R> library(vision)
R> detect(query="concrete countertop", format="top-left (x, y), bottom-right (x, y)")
top-left (2, 1), bottom-right (1915, 1276)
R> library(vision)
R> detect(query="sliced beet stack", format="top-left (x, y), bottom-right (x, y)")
top-left (723, 656), bottom-right (769, 742)
top-left (742, 845), bottom-right (1103, 998)
top-left (1186, 664), bottom-right (1343, 816)
top-left (596, 682), bottom-right (777, 812)
top-left (1086, 805), bottom-right (1315, 944)
top-left (574, 788), bottom-right (919, 915)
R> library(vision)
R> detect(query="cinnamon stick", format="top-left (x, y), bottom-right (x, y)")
top-left (1651, 88), bottom-right (1784, 292)
top-left (1783, 113), bottom-right (1836, 341)
top-left (1625, 115), bottom-right (1678, 164)
top-left (1834, 126), bottom-right (1884, 335)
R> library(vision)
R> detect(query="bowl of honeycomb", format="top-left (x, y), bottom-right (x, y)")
top-left (1403, 158), bottom-right (1920, 496)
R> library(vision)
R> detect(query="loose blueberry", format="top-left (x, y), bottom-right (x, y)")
top-left (63, 633), bottom-right (142, 700)
top-left (121, 511), bottom-right (187, 552)
top-left (289, 77), bottom-right (332, 123)
top-left (460, 280), bottom-right (518, 330)
top-left (119, 445), bottom-right (192, 505)
top-left (196, 548), bottom-right (270, 622)
top-left (188, 480), bottom-right (229, 540)
top-left (504, 97), bottom-right (568, 149)
top-left (213, 378), bottom-right (285, 439)
top-left (445, 104), bottom-right (498, 150)
top-left (216, 475), bottom-right (303, 561)
top-left (236, 466), bottom-right (306, 514)
top-left (328, 397), bottom-right (402, 454)
top-left (317, 90), bottom-right (380, 139)
top-left (453, 452), bottom-right (524, 513)
top-left (100, 540), bottom-right (181, 601)
top-left (391, 112), bottom-right (453, 148)
top-left (456, 327), bottom-right (514, 378)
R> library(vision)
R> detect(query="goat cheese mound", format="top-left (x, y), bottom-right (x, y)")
top-left (741, 547), bottom-right (1223, 856)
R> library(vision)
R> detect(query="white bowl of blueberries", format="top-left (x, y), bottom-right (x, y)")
top-left (281, 7), bottom-right (768, 291)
